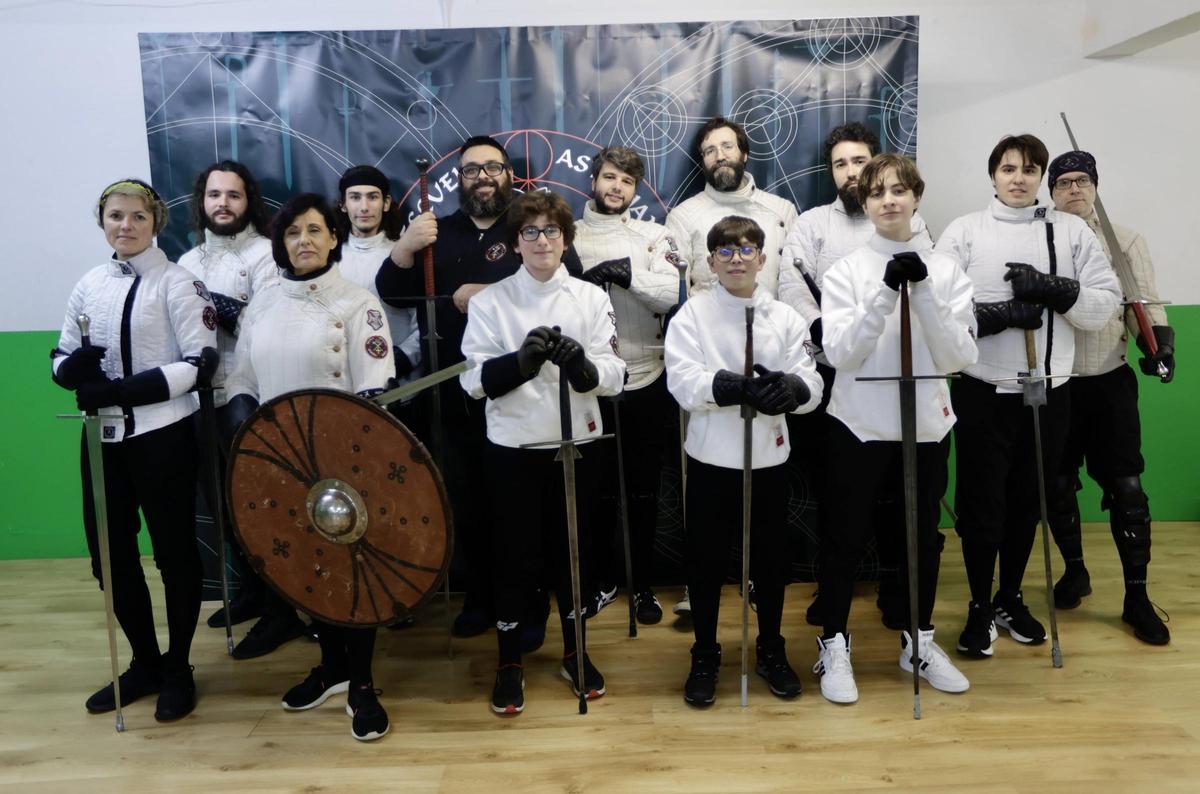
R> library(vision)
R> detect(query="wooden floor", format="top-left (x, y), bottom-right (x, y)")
top-left (2, 523), bottom-right (1198, 793)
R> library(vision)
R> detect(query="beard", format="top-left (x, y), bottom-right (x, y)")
top-left (462, 177), bottom-right (513, 219)
top-left (703, 160), bottom-right (746, 192)
top-left (593, 188), bottom-right (632, 216)
top-left (838, 182), bottom-right (864, 217)
top-left (205, 211), bottom-right (251, 237)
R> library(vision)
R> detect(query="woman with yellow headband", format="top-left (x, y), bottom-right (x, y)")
top-left (51, 178), bottom-right (217, 722)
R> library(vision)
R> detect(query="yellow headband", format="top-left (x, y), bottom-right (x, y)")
top-left (100, 180), bottom-right (158, 204)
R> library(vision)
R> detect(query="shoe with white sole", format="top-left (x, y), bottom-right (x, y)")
top-left (673, 586), bottom-right (691, 616)
top-left (900, 629), bottom-right (970, 693)
top-left (813, 633), bottom-right (858, 704)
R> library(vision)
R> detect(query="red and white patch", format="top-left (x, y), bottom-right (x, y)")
top-left (366, 309), bottom-right (384, 330)
top-left (609, 334), bottom-right (620, 356)
top-left (202, 306), bottom-right (218, 331)
top-left (365, 335), bottom-right (389, 359)
top-left (485, 242), bottom-right (507, 262)
top-left (193, 281), bottom-right (211, 301)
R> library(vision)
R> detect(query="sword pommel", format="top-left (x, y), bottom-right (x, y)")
top-left (415, 157), bottom-right (431, 172)
top-left (77, 314), bottom-right (92, 345)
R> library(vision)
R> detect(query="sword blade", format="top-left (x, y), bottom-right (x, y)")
top-left (899, 284), bottom-right (921, 719)
top-left (611, 397), bottom-right (637, 638)
top-left (556, 370), bottom-right (588, 713)
top-left (198, 384), bottom-right (234, 655)
top-left (740, 305), bottom-right (754, 709)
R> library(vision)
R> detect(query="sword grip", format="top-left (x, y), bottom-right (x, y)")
top-left (416, 158), bottom-right (435, 297)
top-left (1023, 329), bottom-right (1038, 371)
top-left (559, 366), bottom-right (572, 442)
top-left (75, 314), bottom-right (99, 419)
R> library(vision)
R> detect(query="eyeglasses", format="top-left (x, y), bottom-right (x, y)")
top-left (712, 245), bottom-right (759, 262)
top-left (1052, 175), bottom-right (1093, 191)
top-left (700, 141), bottom-right (739, 160)
top-left (460, 161), bottom-right (507, 180)
top-left (519, 225), bottom-right (563, 242)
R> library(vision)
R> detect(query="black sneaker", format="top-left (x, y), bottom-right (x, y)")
top-left (520, 589), bottom-right (551, 654)
top-left (755, 638), bottom-right (802, 699)
top-left (586, 583), bottom-right (618, 620)
top-left (684, 643), bottom-right (721, 707)
top-left (154, 665), bottom-right (196, 722)
top-left (452, 604), bottom-right (493, 638)
top-left (85, 656), bottom-right (163, 713)
top-left (876, 580), bottom-right (908, 631)
top-left (1053, 566), bottom-right (1092, 610)
top-left (282, 665), bottom-right (350, 711)
top-left (491, 664), bottom-right (525, 715)
top-left (560, 652), bottom-right (606, 700)
top-left (956, 601), bottom-right (998, 658)
top-left (1122, 593), bottom-right (1170, 645)
top-left (634, 589), bottom-right (663, 625)
top-left (231, 614), bottom-right (307, 660)
top-left (206, 593), bottom-right (262, 628)
top-left (346, 683), bottom-right (389, 741)
top-left (992, 590), bottom-right (1046, 645)
top-left (806, 590), bottom-right (824, 627)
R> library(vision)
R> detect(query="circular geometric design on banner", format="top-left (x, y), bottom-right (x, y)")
top-left (731, 89), bottom-right (799, 161)
top-left (808, 17), bottom-right (882, 69)
top-left (407, 99), bottom-right (438, 131)
top-left (882, 80), bottom-right (919, 156)
top-left (617, 86), bottom-right (689, 157)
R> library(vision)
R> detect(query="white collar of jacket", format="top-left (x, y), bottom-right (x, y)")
top-left (108, 245), bottom-right (168, 278)
top-left (714, 281), bottom-right (771, 312)
top-left (347, 231), bottom-right (389, 252)
top-left (703, 172), bottom-right (758, 205)
top-left (867, 233), bottom-right (929, 257)
top-left (515, 261), bottom-right (570, 294)
top-left (988, 197), bottom-right (1049, 223)
top-left (280, 264), bottom-right (342, 297)
top-left (580, 200), bottom-right (630, 229)
top-left (203, 227), bottom-right (262, 252)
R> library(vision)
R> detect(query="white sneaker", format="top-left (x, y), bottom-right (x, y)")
top-left (673, 586), bottom-right (691, 616)
top-left (900, 629), bottom-right (970, 693)
top-left (813, 633), bottom-right (858, 704)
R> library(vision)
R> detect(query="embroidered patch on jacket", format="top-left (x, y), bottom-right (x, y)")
top-left (485, 242), bottom-right (507, 262)
top-left (202, 306), bottom-right (218, 331)
top-left (193, 281), bottom-right (211, 301)
top-left (365, 335), bottom-right (389, 359)
top-left (1034, 207), bottom-right (1047, 219)
top-left (609, 334), bottom-right (620, 356)
top-left (366, 309), bottom-right (384, 330)
top-left (103, 426), bottom-right (116, 439)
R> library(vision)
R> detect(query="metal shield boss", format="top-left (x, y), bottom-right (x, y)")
top-left (226, 389), bottom-right (453, 627)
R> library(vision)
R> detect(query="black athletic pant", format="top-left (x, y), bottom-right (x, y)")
top-left (685, 458), bottom-right (789, 651)
top-left (485, 441), bottom-right (597, 665)
top-left (820, 418), bottom-right (948, 636)
top-left (594, 372), bottom-right (671, 591)
top-left (952, 375), bottom-right (1069, 605)
top-left (313, 622), bottom-right (377, 688)
top-left (441, 396), bottom-right (493, 613)
top-left (80, 416), bottom-right (203, 671)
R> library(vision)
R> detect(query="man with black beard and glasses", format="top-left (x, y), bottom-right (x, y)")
top-left (178, 161), bottom-right (304, 660)
top-left (778, 124), bottom-right (934, 632)
top-left (376, 135), bottom-right (583, 641)
top-left (575, 146), bottom-right (680, 624)
top-left (665, 117), bottom-right (798, 298)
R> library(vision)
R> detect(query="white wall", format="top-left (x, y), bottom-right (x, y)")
top-left (3, 0), bottom-right (1198, 332)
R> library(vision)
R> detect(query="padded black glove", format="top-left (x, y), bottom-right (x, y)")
top-left (394, 348), bottom-right (414, 380)
top-left (1137, 325), bottom-right (1175, 383)
top-left (75, 368), bottom-right (170, 412)
top-left (54, 346), bottom-right (107, 389)
top-left (712, 369), bottom-right (751, 407)
top-left (549, 332), bottom-right (599, 392)
top-left (517, 326), bottom-right (559, 378)
top-left (1004, 262), bottom-right (1080, 314)
top-left (882, 252), bottom-right (928, 291)
top-left (580, 257), bottom-right (633, 290)
top-left (974, 300), bottom-right (1044, 338)
top-left (748, 363), bottom-right (810, 415)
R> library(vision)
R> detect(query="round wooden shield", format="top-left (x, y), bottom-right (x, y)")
top-left (226, 389), bottom-right (453, 628)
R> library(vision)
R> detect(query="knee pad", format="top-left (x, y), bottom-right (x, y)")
top-left (1108, 475), bottom-right (1151, 566)
top-left (1048, 476), bottom-right (1082, 531)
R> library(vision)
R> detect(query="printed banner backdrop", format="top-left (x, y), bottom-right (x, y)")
top-left (140, 18), bottom-right (919, 592)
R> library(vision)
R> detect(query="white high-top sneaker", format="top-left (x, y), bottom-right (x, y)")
top-left (813, 633), bottom-right (858, 704)
top-left (673, 586), bottom-right (691, 616)
top-left (900, 629), bottom-right (970, 693)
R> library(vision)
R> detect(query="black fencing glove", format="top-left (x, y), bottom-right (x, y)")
top-left (54, 346), bottom-right (107, 389)
top-left (549, 332), bottom-right (599, 392)
top-left (581, 257), bottom-right (633, 290)
top-left (75, 369), bottom-right (169, 412)
top-left (748, 363), bottom-right (810, 415)
top-left (712, 370), bottom-right (751, 407)
top-left (394, 348), bottom-right (414, 379)
top-left (975, 300), bottom-right (1043, 338)
top-left (1004, 262), bottom-right (1080, 314)
top-left (482, 326), bottom-right (559, 399)
top-left (1137, 325), bottom-right (1175, 383)
top-left (517, 326), bottom-right (559, 377)
top-left (882, 252), bottom-right (929, 291)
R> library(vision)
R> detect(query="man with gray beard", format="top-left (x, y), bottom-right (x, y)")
top-left (376, 135), bottom-right (582, 640)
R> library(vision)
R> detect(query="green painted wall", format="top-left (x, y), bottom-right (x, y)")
top-left (2, 310), bottom-right (1196, 560)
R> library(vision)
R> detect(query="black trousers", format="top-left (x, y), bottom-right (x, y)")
top-left (313, 622), bottom-right (377, 688)
top-left (951, 374), bottom-right (1070, 603)
top-left (685, 458), bottom-right (789, 651)
top-left (593, 372), bottom-right (671, 591)
top-left (485, 441), bottom-right (597, 665)
top-left (820, 418), bottom-right (948, 636)
top-left (440, 396), bottom-right (493, 612)
top-left (80, 416), bottom-right (203, 670)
